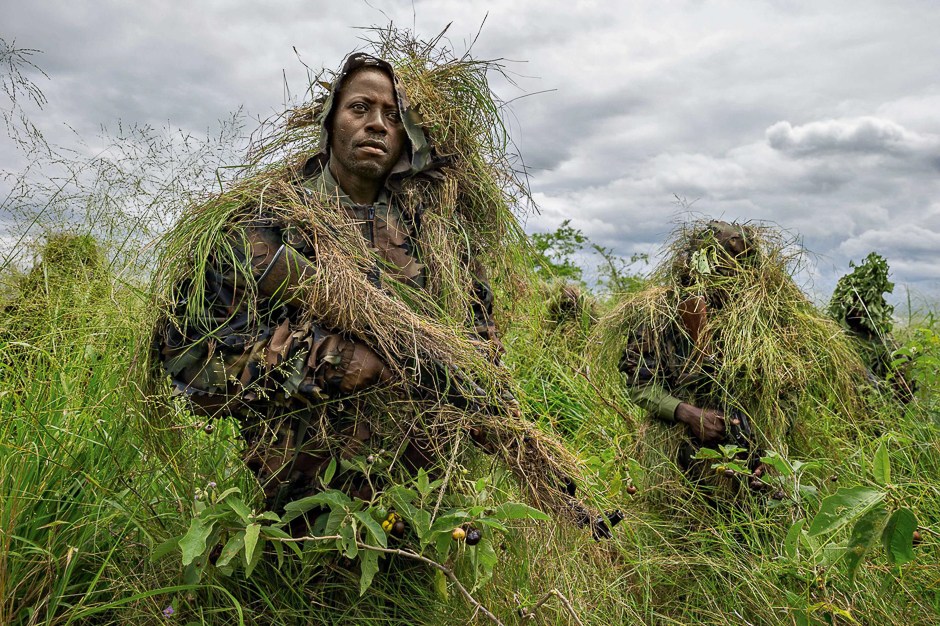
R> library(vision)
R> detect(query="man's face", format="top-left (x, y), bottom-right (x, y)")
top-left (329, 67), bottom-right (406, 186)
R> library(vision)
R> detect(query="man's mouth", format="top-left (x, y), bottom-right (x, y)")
top-left (357, 140), bottom-right (387, 155)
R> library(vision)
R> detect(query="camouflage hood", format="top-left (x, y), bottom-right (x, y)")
top-left (672, 220), bottom-right (757, 288)
top-left (299, 53), bottom-right (435, 182)
top-left (694, 221), bottom-right (753, 260)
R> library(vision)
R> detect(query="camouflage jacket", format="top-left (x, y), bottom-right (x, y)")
top-left (618, 296), bottom-right (712, 422)
top-left (157, 156), bottom-right (499, 418)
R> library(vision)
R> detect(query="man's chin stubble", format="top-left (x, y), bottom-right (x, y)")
top-left (348, 159), bottom-right (388, 180)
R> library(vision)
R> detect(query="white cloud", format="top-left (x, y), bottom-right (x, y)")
top-left (766, 117), bottom-right (940, 157)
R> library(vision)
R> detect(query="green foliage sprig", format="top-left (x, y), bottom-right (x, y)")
top-left (782, 439), bottom-right (921, 625)
top-left (154, 463), bottom-right (550, 617)
top-left (829, 252), bottom-right (895, 336)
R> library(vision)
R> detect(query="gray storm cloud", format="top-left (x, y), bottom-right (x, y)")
top-left (2, 0), bottom-right (939, 299)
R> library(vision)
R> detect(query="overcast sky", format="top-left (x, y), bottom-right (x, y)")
top-left (3, 0), bottom-right (939, 299)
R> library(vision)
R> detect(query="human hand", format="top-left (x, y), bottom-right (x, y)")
top-left (675, 402), bottom-right (726, 443)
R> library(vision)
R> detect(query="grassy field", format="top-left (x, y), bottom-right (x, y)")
top-left (0, 227), bottom-right (938, 626)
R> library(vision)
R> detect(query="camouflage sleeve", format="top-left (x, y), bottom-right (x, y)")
top-left (157, 220), bottom-right (392, 416)
top-left (618, 324), bottom-right (681, 422)
top-left (625, 382), bottom-right (682, 423)
top-left (468, 257), bottom-right (504, 356)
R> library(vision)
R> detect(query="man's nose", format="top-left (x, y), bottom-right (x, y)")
top-left (364, 110), bottom-right (387, 134)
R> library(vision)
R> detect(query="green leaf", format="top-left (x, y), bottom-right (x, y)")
top-left (386, 485), bottom-right (418, 506)
top-left (808, 486), bottom-right (885, 537)
top-left (339, 523), bottom-right (358, 559)
top-left (322, 457), bottom-right (337, 486)
top-left (691, 250), bottom-right (711, 275)
top-left (719, 444), bottom-right (747, 459)
top-left (844, 505), bottom-right (888, 583)
top-left (324, 508), bottom-right (347, 535)
top-left (472, 537), bottom-right (498, 589)
top-left (490, 502), bottom-right (551, 521)
top-left (390, 494), bottom-right (419, 523)
top-left (354, 511), bottom-right (388, 549)
top-left (282, 490), bottom-right (351, 523)
top-left (416, 468), bottom-right (430, 497)
top-left (151, 537), bottom-right (180, 562)
top-left (412, 509), bottom-right (431, 539)
top-left (215, 487), bottom-right (241, 501)
top-left (284, 489), bottom-right (351, 512)
top-left (627, 458), bottom-right (646, 485)
top-left (692, 447), bottom-right (723, 460)
top-left (435, 531), bottom-right (452, 559)
top-left (881, 507), bottom-right (917, 566)
top-left (798, 484), bottom-right (819, 498)
top-left (359, 549), bottom-right (380, 596)
top-left (179, 518), bottom-right (215, 566)
top-left (216, 531), bottom-right (245, 568)
top-left (760, 451), bottom-right (793, 477)
top-left (784, 520), bottom-right (805, 562)
top-left (428, 512), bottom-right (469, 536)
top-left (244, 533), bottom-right (264, 578)
top-left (273, 538), bottom-right (284, 568)
top-left (194, 502), bottom-right (229, 521)
top-left (873, 441), bottom-right (891, 486)
top-left (433, 569), bottom-right (448, 599)
top-left (244, 523), bottom-right (261, 567)
top-left (819, 540), bottom-right (847, 567)
top-left (722, 461), bottom-right (749, 474)
top-left (183, 558), bottom-right (208, 585)
top-left (477, 517), bottom-right (509, 535)
top-left (261, 526), bottom-right (302, 556)
top-left (225, 495), bottom-right (252, 524)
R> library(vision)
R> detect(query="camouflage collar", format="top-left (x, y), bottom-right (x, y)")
top-left (303, 158), bottom-right (390, 210)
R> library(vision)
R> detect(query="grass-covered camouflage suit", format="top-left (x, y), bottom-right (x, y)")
top-left (617, 222), bottom-right (762, 478)
top-left (153, 52), bottom-right (605, 531)
top-left (828, 252), bottom-right (914, 399)
top-left (605, 220), bottom-right (864, 500)
top-left (156, 54), bottom-right (499, 509)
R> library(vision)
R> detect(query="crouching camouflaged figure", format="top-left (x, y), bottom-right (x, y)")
top-left (155, 54), bottom-right (500, 511)
top-left (617, 221), bottom-right (770, 492)
top-left (828, 252), bottom-right (915, 402)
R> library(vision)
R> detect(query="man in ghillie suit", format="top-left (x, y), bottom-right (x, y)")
top-left (828, 252), bottom-right (914, 400)
top-left (153, 43), bottom-right (608, 537)
top-left (599, 220), bottom-right (864, 502)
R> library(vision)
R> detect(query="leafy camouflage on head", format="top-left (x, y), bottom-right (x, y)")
top-left (681, 220), bottom-right (756, 286)
top-left (828, 252), bottom-right (895, 337)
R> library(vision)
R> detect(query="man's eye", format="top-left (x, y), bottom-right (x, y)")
top-left (386, 111), bottom-right (401, 123)
top-left (351, 103), bottom-right (368, 112)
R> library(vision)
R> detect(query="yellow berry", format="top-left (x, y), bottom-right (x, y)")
top-left (452, 527), bottom-right (466, 541)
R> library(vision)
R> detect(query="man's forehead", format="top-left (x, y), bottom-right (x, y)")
top-left (339, 67), bottom-right (395, 94)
